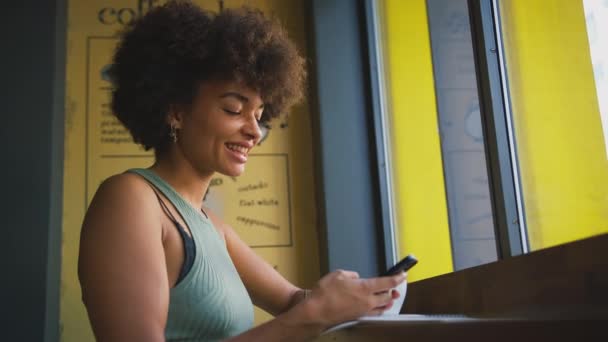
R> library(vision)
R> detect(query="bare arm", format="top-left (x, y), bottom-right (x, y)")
top-left (78, 174), bottom-right (169, 342)
top-left (207, 211), bottom-right (405, 341)
top-left (206, 210), bottom-right (302, 316)
top-left (226, 270), bottom-right (405, 342)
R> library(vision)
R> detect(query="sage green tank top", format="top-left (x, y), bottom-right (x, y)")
top-left (129, 169), bottom-right (254, 341)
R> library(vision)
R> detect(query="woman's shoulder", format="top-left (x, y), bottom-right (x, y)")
top-left (84, 171), bottom-right (159, 225)
top-left (95, 171), bottom-right (152, 200)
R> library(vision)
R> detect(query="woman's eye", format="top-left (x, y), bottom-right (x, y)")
top-left (256, 110), bottom-right (264, 122)
top-left (223, 109), bottom-right (241, 115)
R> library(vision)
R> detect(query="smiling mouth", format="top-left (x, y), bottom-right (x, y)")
top-left (226, 143), bottom-right (249, 157)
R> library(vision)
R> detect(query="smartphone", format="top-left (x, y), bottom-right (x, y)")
top-left (381, 254), bottom-right (418, 277)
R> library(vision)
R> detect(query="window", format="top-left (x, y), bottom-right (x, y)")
top-left (369, 0), bottom-right (608, 281)
top-left (496, 0), bottom-right (608, 251)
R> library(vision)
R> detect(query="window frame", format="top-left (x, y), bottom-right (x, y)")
top-left (468, 0), bottom-right (529, 257)
top-left (363, 0), bottom-right (400, 269)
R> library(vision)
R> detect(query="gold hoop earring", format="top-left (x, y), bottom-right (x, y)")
top-left (169, 124), bottom-right (178, 143)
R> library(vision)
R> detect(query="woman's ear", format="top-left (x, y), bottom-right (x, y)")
top-left (167, 105), bottom-right (185, 129)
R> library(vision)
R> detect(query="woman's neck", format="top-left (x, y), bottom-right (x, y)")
top-left (150, 150), bottom-right (213, 210)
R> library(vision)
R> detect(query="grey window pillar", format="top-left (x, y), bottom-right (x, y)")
top-left (0, 1), bottom-right (66, 341)
top-left (309, 0), bottom-right (387, 277)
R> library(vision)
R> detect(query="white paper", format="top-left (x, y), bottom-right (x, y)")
top-left (323, 314), bottom-right (476, 334)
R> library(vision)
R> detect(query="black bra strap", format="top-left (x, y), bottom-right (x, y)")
top-left (151, 189), bottom-right (181, 227)
top-left (137, 177), bottom-right (196, 286)
top-left (138, 176), bottom-right (188, 234)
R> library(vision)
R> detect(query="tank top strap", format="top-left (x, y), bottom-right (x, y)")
top-left (127, 168), bottom-right (223, 239)
top-left (127, 169), bottom-right (196, 220)
top-left (151, 184), bottom-right (182, 227)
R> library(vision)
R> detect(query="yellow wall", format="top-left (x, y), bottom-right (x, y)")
top-left (500, 0), bottom-right (608, 250)
top-left (62, 1), bottom-right (318, 341)
top-left (383, 0), bottom-right (454, 281)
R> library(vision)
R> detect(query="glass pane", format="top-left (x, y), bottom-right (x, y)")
top-left (498, 0), bottom-right (608, 251)
top-left (427, 0), bottom-right (498, 270)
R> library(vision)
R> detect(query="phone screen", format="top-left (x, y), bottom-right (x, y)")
top-left (381, 254), bottom-right (418, 277)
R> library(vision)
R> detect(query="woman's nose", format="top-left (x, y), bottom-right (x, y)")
top-left (242, 115), bottom-right (262, 144)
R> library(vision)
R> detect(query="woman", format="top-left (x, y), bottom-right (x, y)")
top-left (78, 1), bottom-right (406, 341)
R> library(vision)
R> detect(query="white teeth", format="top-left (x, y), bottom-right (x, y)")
top-left (227, 143), bottom-right (248, 155)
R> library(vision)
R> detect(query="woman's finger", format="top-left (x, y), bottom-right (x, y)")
top-left (378, 300), bottom-right (394, 311)
top-left (334, 269), bottom-right (360, 279)
top-left (363, 272), bottom-right (406, 293)
top-left (367, 308), bottom-right (385, 316)
top-left (373, 289), bottom-right (400, 298)
top-left (391, 289), bottom-right (400, 299)
top-left (369, 289), bottom-right (394, 308)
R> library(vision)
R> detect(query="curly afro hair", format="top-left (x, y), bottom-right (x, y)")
top-left (109, 0), bottom-right (306, 153)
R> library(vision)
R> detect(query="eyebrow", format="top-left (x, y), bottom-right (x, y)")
top-left (220, 92), bottom-right (264, 108)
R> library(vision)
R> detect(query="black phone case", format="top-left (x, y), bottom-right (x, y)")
top-left (382, 254), bottom-right (418, 276)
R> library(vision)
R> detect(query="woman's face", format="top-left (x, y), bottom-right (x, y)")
top-left (174, 80), bottom-right (264, 177)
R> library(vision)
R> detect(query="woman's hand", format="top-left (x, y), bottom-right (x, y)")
top-left (225, 270), bottom-right (405, 342)
top-left (303, 270), bottom-right (406, 328)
